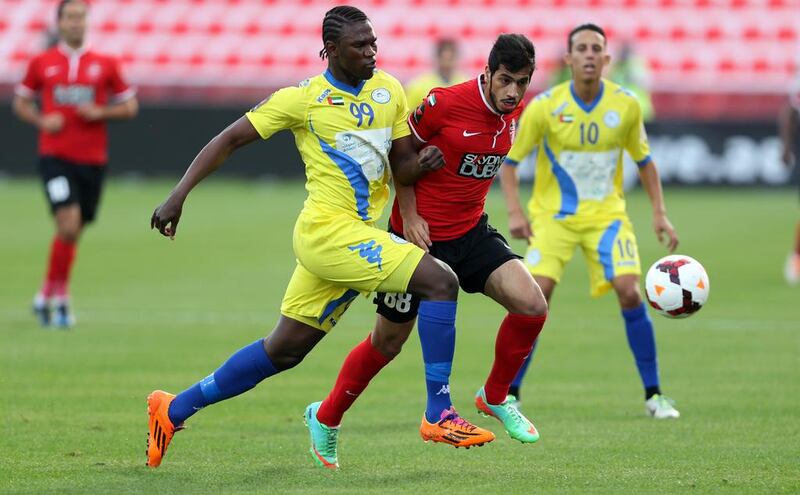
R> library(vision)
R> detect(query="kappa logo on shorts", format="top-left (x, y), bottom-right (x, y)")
top-left (348, 240), bottom-right (384, 271)
top-left (526, 248), bottom-right (542, 267)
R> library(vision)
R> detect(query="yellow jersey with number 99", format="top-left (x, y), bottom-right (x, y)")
top-left (246, 69), bottom-right (410, 222)
top-left (505, 79), bottom-right (651, 221)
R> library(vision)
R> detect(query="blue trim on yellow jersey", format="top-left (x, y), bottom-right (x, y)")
top-left (570, 80), bottom-right (604, 113)
top-left (318, 289), bottom-right (359, 324)
top-left (636, 155), bottom-right (652, 168)
top-left (324, 69), bottom-right (366, 97)
top-left (316, 136), bottom-right (371, 220)
top-left (598, 219), bottom-right (622, 281)
top-left (543, 138), bottom-right (578, 218)
top-left (504, 157), bottom-right (520, 167)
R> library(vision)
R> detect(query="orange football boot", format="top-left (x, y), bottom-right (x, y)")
top-left (146, 390), bottom-right (182, 467)
top-left (419, 407), bottom-right (495, 448)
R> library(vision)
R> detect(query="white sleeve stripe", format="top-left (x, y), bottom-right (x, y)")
top-left (14, 84), bottom-right (36, 98)
top-left (110, 87), bottom-right (137, 103)
top-left (407, 117), bottom-right (427, 143)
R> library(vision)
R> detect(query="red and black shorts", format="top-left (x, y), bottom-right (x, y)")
top-left (39, 156), bottom-right (107, 224)
top-left (375, 213), bottom-right (521, 323)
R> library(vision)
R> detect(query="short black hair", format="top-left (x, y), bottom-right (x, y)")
top-left (319, 5), bottom-right (369, 60)
top-left (435, 38), bottom-right (458, 57)
top-left (57, 0), bottom-right (85, 20)
top-left (487, 34), bottom-right (536, 75)
top-left (567, 23), bottom-right (606, 51)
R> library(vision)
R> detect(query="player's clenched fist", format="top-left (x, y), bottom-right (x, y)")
top-left (151, 193), bottom-right (185, 239)
top-left (417, 145), bottom-right (445, 172)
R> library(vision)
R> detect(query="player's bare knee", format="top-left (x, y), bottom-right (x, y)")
top-left (373, 334), bottom-right (405, 359)
top-left (57, 228), bottom-right (80, 243)
top-left (56, 218), bottom-right (82, 243)
top-left (428, 261), bottom-right (458, 300)
top-left (505, 292), bottom-right (548, 316)
top-left (267, 351), bottom-right (306, 371)
top-left (519, 296), bottom-right (549, 316)
top-left (617, 286), bottom-right (642, 308)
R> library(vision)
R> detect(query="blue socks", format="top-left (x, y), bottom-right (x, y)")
top-left (417, 300), bottom-right (457, 423)
top-left (168, 339), bottom-right (278, 425)
top-left (622, 303), bottom-right (660, 394)
top-left (510, 304), bottom-right (660, 400)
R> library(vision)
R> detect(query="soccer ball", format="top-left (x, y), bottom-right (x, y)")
top-left (644, 255), bottom-right (710, 318)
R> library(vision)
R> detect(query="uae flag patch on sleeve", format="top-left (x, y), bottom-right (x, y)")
top-left (327, 96), bottom-right (345, 105)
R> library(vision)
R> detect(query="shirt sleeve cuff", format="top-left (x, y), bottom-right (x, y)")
top-left (636, 155), bottom-right (652, 168)
top-left (110, 87), bottom-right (137, 104)
top-left (14, 84), bottom-right (36, 98)
top-left (503, 157), bottom-right (520, 167)
top-left (407, 117), bottom-right (428, 143)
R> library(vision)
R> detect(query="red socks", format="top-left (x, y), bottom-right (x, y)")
top-left (484, 313), bottom-right (547, 405)
top-left (316, 334), bottom-right (391, 427)
top-left (41, 236), bottom-right (77, 299)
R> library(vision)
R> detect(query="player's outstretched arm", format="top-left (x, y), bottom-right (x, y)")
top-left (638, 160), bottom-right (679, 252)
top-left (499, 162), bottom-right (532, 240)
top-left (388, 135), bottom-right (444, 186)
top-left (151, 117), bottom-right (260, 239)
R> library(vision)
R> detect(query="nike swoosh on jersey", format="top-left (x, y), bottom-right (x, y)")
top-left (462, 131), bottom-right (481, 137)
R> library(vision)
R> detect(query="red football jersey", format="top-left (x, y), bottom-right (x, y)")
top-left (16, 43), bottom-right (135, 165)
top-left (391, 75), bottom-right (524, 241)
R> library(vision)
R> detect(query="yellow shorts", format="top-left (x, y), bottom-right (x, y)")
top-left (281, 211), bottom-right (425, 332)
top-left (523, 215), bottom-right (641, 298)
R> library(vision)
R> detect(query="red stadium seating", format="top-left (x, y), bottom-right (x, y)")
top-left (1, 0), bottom-right (798, 115)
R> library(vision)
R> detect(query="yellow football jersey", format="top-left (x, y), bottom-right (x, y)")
top-left (505, 79), bottom-right (651, 220)
top-left (404, 70), bottom-right (468, 110)
top-left (246, 69), bottom-right (410, 222)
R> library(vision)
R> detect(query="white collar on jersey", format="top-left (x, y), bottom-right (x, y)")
top-left (476, 73), bottom-right (501, 116)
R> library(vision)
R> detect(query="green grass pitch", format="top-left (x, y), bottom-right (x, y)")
top-left (1, 179), bottom-right (798, 494)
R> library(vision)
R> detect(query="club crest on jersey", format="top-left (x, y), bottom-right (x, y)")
top-left (603, 110), bottom-right (621, 128)
top-left (371, 88), bottom-right (391, 104)
top-left (87, 63), bottom-right (102, 79)
top-left (327, 95), bottom-right (345, 106)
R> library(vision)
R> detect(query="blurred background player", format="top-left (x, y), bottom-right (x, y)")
top-left (779, 76), bottom-right (799, 284)
top-left (12, 0), bottom-right (138, 329)
top-left (500, 23), bottom-right (681, 419)
top-left (146, 6), bottom-right (492, 470)
top-left (404, 38), bottom-right (468, 109)
top-left (608, 41), bottom-right (655, 122)
top-left (311, 34), bottom-right (547, 447)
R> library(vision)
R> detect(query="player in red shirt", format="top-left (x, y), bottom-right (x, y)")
top-left (311, 34), bottom-right (549, 446)
top-left (13, 0), bottom-right (138, 328)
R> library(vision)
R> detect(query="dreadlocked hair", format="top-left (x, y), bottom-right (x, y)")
top-left (319, 5), bottom-right (369, 60)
